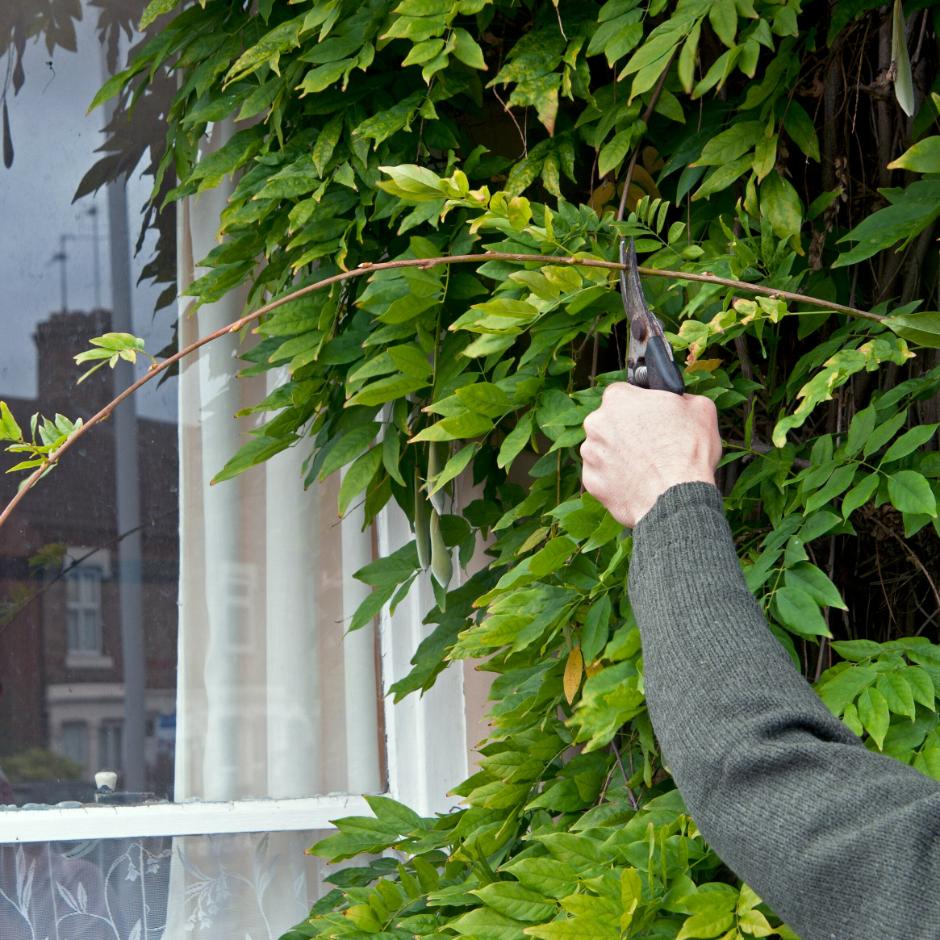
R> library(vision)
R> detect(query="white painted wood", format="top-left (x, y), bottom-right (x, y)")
top-left (265, 367), bottom-right (322, 799)
top-left (376, 502), bottom-right (469, 818)
top-left (341, 496), bottom-right (383, 793)
top-left (2, 795), bottom-right (372, 844)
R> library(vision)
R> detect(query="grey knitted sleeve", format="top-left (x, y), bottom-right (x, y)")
top-left (628, 482), bottom-right (940, 940)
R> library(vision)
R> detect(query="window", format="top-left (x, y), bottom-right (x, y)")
top-left (0, 4), bottom-right (475, 938)
top-left (59, 721), bottom-right (89, 769)
top-left (65, 565), bottom-right (103, 655)
top-left (97, 720), bottom-right (123, 774)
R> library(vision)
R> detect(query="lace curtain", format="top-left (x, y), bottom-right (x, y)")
top-left (0, 831), bottom-right (330, 940)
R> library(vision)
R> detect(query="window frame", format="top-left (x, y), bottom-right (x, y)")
top-left (63, 547), bottom-right (114, 668)
top-left (5, 505), bottom-right (472, 845)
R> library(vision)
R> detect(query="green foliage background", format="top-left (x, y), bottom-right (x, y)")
top-left (74, 0), bottom-right (940, 935)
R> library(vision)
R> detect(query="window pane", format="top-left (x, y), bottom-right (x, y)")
top-left (59, 722), bottom-right (88, 769)
top-left (0, 830), bottom-right (332, 940)
top-left (0, 0), bottom-right (385, 807)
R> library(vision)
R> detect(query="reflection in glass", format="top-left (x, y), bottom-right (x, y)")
top-left (0, 0), bottom-right (385, 811)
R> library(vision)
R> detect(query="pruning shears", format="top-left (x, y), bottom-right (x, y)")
top-left (619, 238), bottom-right (684, 396)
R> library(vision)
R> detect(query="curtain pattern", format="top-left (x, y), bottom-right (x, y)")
top-left (0, 831), bottom-right (329, 940)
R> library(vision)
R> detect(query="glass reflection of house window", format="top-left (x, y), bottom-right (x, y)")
top-left (98, 719), bottom-right (123, 772)
top-left (65, 566), bottom-right (103, 656)
top-left (59, 721), bottom-right (88, 768)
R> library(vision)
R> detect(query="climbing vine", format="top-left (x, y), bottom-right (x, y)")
top-left (5, 0), bottom-right (940, 936)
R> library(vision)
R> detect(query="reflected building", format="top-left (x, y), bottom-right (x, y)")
top-left (0, 308), bottom-right (178, 804)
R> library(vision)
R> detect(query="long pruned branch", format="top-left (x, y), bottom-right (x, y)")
top-left (0, 250), bottom-right (883, 531)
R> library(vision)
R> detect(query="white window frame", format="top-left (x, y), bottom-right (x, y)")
top-left (63, 547), bottom-right (114, 669)
top-left (6, 504), bottom-right (471, 844)
top-left (5, 82), bottom-right (472, 859)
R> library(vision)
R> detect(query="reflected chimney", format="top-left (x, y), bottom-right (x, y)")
top-left (33, 309), bottom-right (113, 416)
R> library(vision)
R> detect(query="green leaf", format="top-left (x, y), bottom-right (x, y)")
top-left (904, 666), bottom-right (936, 709)
top-left (354, 540), bottom-right (420, 589)
top-left (226, 15), bottom-right (305, 83)
top-left (829, 638), bottom-right (881, 662)
top-left (498, 412), bottom-right (534, 469)
top-left (211, 434), bottom-right (296, 485)
top-left (834, 180), bottom-right (940, 267)
top-left (379, 163), bottom-right (446, 200)
top-left (312, 113), bottom-right (344, 177)
top-left (845, 405), bottom-right (877, 456)
top-left (525, 919), bottom-right (619, 940)
top-left (784, 563), bottom-right (847, 610)
top-left (708, 0), bottom-right (737, 48)
top-left (887, 470), bottom-right (937, 517)
top-left (773, 586), bottom-right (831, 637)
top-left (677, 21), bottom-right (701, 93)
top-left (364, 793), bottom-right (425, 834)
top-left (0, 402), bottom-right (23, 442)
top-left (817, 664), bottom-right (877, 715)
top-left (411, 412), bottom-right (494, 442)
top-left (677, 910), bottom-right (735, 940)
top-left (891, 0), bottom-right (914, 116)
top-left (693, 121), bottom-right (762, 167)
top-left (581, 595), bottom-right (612, 664)
top-left (429, 443), bottom-right (478, 496)
top-left (842, 473), bottom-right (879, 518)
top-left (186, 127), bottom-right (266, 192)
top-left (887, 136), bottom-right (940, 173)
top-left (693, 154), bottom-right (752, 200)
top-left (318, 424), bottom-right (379, 479)
top-left (885, 311), bottom-right (940, 349)
top-left (760, 172), bottom-right (803, 247)
top-left (598, 129), bottom-right (635, 177)
top-left (913, 743), bottom-right (940, 781)
top-left (338, 447), bottom-right (383, 514)
top-left (881, 424), bottom-right (938, 464)
top-left (804, 463), bottom-right (856, 513)
top-left (857, 686), bottom-right (890, 748)
top-left (453, 28), bottom-right (487, 70)
top-left (876, 672), bottom-right (916, 720)
top-left (471, 883), bottom-right (556, 923)
top-left (863, 410), bottom-right (909, 458)
top-left (783, 101), bottom-right (820, 161)
top-left (503, 858), bottom-right (579, 900)
top-left (139, 0), bottom-right (181, 29)
top-left (311, 814), bottom-right (405, 861)
top-left (347, 373), bottom-right (429, 407)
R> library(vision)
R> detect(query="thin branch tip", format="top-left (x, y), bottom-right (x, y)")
top-left (0, 248), bottom-right (883, 530)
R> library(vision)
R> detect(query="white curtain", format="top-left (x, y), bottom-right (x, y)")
top-left (164, 121), bottom-right (384, 938)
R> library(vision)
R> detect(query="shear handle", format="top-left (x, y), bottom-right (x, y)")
top-left (645, 335), bottom-right (685, 395)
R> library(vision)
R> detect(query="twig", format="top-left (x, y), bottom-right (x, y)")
top-left (0, 251), bottom-right (884, 531)
top-left (608, 737), bottom-right (638, 809)
top-left (868, 515), bottom-right (940, 620)
top-left (616, 51), bottom-right (677, 224)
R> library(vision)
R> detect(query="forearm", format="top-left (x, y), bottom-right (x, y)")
top-left (629, 482), bottom-right (940, 940)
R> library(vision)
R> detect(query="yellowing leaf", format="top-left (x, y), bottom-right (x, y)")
top-left (686, 358), bottom-right (722, 374)
top-left (888, 136), bottom-right (940, 174)
top-left (563, 646), bottom-right (584, 704)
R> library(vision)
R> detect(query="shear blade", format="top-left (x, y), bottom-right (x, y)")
top-left (619, 237), bottom-right (652, 339)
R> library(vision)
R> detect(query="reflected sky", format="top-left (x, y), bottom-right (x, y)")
top-left (1, 6), bottom-right (175, 421)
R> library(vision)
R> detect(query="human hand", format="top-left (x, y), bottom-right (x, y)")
top-left (580, 383), bottom-right (721, 527)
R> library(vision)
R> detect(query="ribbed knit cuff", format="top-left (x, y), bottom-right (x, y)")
top-left (629, 482), bottom-right (728, 597)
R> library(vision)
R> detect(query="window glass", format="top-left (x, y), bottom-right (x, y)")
top-left (65, 565), bottom-right (104, 655)
top-left (0, 0), bottom-right (385, 807)
top-left (0, 830), bottom-right (332, 940)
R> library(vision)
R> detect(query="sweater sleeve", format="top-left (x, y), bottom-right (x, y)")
top-left (628, 482), bottom-right (940, 940)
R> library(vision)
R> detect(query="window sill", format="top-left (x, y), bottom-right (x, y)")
top-left (64, 652), bottom-right (114, 670)
top-left (0, 793), bottom-right (374, 843)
